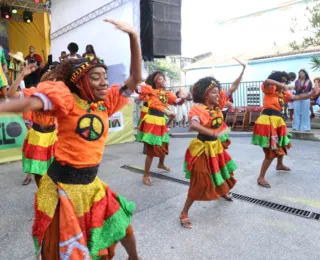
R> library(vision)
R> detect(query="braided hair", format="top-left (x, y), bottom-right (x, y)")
top-left (192, 76), bottom-right (221, 104)
top-left (145, 71), bottom-right (165, 89)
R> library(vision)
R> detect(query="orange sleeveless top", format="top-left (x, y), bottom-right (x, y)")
top-left (262, 84), bottom-right (292, 111)
top-left (136, 84), bottom-right (178, 112)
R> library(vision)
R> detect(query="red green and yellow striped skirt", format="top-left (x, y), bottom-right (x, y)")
top-left (137, 113), bottom-right (169, 146)
top-left (252, 114), bottom-right (291, 151)
top-left (137, 104), bottom-right (149, 128)
top-left (184, 138), bottom-right (237, 200)
top-left (22, 128), bottom-right (57, 175)
top-left (219, 122), bottom-right (231, 149)
top-left (32, 174), bottom-right (135, 259)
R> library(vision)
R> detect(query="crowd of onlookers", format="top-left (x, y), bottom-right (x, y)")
top-left (283, 69), bottom-right (320, 132)
top-left (1, 44), bottom-right (320, 132)
top-left (0, 42), bottom-right (98, 101)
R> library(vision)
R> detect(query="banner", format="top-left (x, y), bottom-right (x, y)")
top-left (106, 100), bottom-right (135, 145)
top-left (0, 113), bottom-right (27, 164)
top-left (0, 103), bottom-right (135, 163)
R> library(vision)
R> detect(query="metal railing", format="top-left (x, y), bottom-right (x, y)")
top-left (133, 81), bottom-right (264, 126)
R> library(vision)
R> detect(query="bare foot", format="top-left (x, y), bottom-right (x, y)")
top-left (257, 178), bottom-right (271, 188)
top-left (142, 176), bottom-right (152, 186)
top-left (276, 164), bottom-right (291, 171)
top-left (221, 194), bottom-right (233, 201)
top-left (179, 213), bottom-right (192, 229)
top-left (158, 165), bottom-right (171, 172)
top-left (22, 177), bottom-right (32, 185)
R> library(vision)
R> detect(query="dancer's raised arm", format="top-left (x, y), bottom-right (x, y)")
top-left (228, 57), bottom-right (246, 95)
top-left (104, 18), bottom-right (141, 91)
top-left (7, 64), bottom-right (36, 98)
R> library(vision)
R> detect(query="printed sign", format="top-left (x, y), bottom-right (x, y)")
top-left (108, 111), bottom-right (124, 133)
top-left (0, 114), bottom-right (26, 150)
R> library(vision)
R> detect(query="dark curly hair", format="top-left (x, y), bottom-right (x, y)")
top-left (288, 72), bottom-right (297, 83)
top-left (67, 42), bottom-right (79, 53)
top-left (42, 60), bottom-right (79, 94)
top-left (145, 71), bottom-right (165, 89)
top-left (268, 71), bottom-right (289, 84)
top-left (192, 76), bottom-right (221, 104)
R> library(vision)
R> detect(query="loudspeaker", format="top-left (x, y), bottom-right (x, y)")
top-left (48, 54), bottom-right (52, 65)
top-left (140, 0), bottom-right (182, 61)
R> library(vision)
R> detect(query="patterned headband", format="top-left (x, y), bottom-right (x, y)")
top-left (203, 80), bottom-right (219, 97)
top-left (70, 57), bottom-right (107, 84)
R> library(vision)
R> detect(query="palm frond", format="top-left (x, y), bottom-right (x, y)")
top-left (310, 56), bottom-right (320, 71)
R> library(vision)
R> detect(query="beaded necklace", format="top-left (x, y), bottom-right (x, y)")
top-left (73, 94), bottom-right (107, 112)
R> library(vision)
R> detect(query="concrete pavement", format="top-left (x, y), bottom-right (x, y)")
top-left (0, 137), bottom-right (319, 260)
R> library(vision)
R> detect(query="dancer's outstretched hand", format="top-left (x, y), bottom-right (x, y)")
top-left (232, 57), bottom-right (247, 67)
top-left (104, 18), bottom-right (137, 36)
top-left (216, 127), bottom-right (231, 138)
top-left (22, 63), bottom-right (36, 77)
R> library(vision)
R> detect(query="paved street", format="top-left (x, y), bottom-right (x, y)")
top-left (1, 137), bottom-right (320, 260)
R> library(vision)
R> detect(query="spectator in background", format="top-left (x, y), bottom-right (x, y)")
top-left (59, 51), bottom-right (67, 62)
top-left (293, 69), bottom-right (312, 131)
top-left (311, 77), bottom-right (320, 118)
top-left (8, 51), bottom-right (24, 85)
top-left (175, 89), bottom-right (188, 127)
top-left (0, 45), bottom-right (8, 100)
top-left (67, 42), bottom-right (82, 60)
top-left (82, 44), bottom-right (97, 60)
top-left (24, 46), bottom-right (43, 88)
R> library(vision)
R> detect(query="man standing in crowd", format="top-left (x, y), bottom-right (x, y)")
top-left (59, 51), bottom-right (67, 62)
top-left (24, 46), bottom-right (43, 88)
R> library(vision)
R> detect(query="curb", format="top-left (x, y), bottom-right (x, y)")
top-left (169, 133), bottom-right (253, 138)
top-left (289, 131), bottom-right (320, 142)
top-left (134, 132), bottom-right (320, 142)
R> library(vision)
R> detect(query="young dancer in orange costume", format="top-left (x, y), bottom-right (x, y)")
top-left (179, 58), bottom-right (246, 229)
top-left (0, 19), bottom-right (142, 260)
top-left (252, 71), bottom-right (319, 188)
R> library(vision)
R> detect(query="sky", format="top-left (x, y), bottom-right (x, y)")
top-left (181, 0), bottom-right (314, 58)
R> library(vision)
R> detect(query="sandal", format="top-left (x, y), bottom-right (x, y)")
top-left (179, 214), bottom-right (192, 229)
top-left (221, 194), bottom-right (233, 201)
top-left (157, 165), bottom-right (171, 172)
top-left (22, 177), bottom-right (32, 186)
top-left (142, 176), bottom-right (153, 186)
top-left (276, 165), bottom-right (291, 171)
top-left (257, 181), bottom-right (271, 188)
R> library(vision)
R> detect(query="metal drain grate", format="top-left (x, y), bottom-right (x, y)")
top-left (121, 165), bottom-right (190, 185)
top-left (310, 213), bottom-right (320, 220)
top-left (122, 164), bottom-right (320, 221)
top-left (230, 193), bottom-right (313, 219)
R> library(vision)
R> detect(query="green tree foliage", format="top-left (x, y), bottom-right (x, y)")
top-left (290, 2), bottom-right (320, 70)
top-left (146, 58), bottom-right (181, 81)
